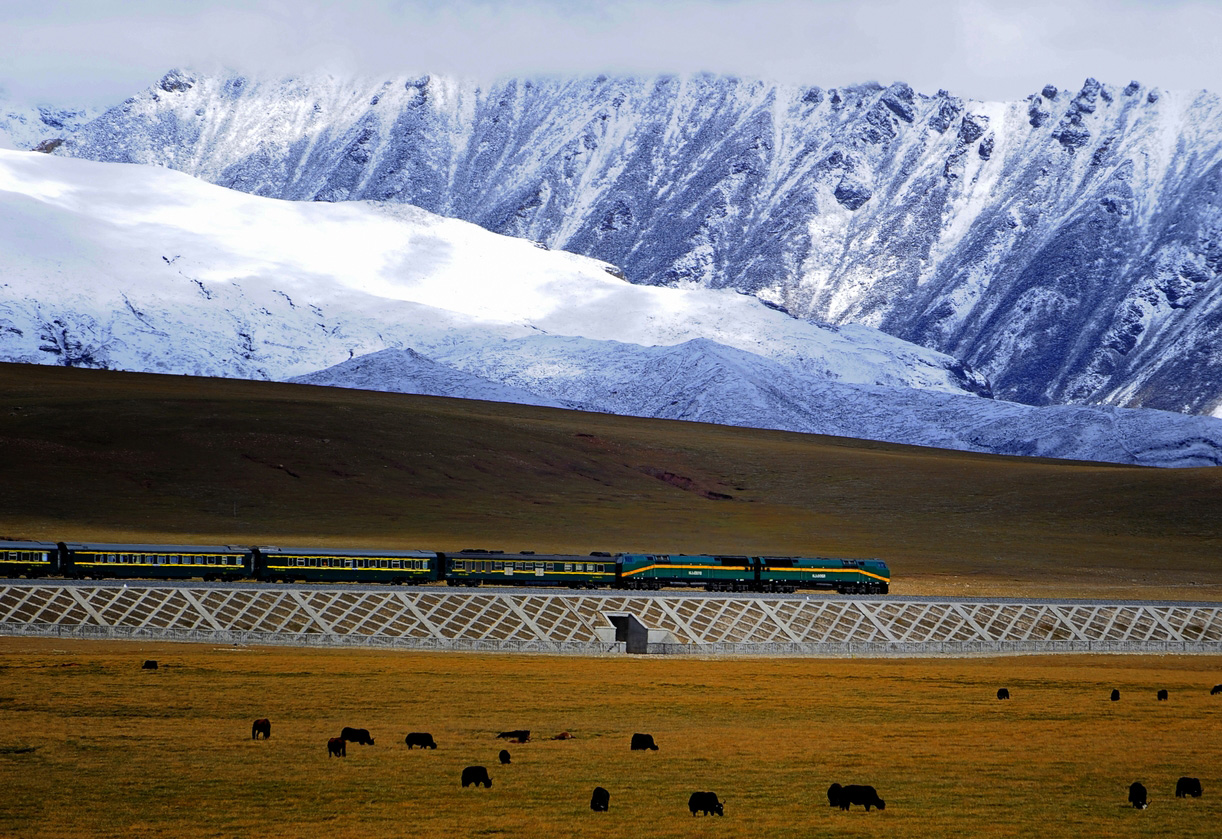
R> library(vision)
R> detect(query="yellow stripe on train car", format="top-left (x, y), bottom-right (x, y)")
top-left (620, 564), bottom-right (748, 577)
top-left (764, 568), bottom-right (890, 583)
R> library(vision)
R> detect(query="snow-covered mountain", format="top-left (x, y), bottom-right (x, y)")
top-left (4, 148), bottom-right (1221, 466)
top-left (295, 338), bottom-right (1222, 466)
top-left (0, 92), bottom-right (97, 152)
top-left (291, 348), bottom-right (564, 408)
top-left (0, 147), bottom-right (980, 389)
top-left (45, 70), bottom-right (1222, 417)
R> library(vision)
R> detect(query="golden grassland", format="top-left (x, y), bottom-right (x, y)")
top-left (1, 363), bottom-right (1220, 600)
top-left (0, 637), bottom-right (1219, 839)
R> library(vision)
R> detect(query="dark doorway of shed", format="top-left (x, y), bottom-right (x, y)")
top-left (606, 613), bottom-right (649, 654)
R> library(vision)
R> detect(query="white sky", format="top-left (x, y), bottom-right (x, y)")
top-left (2, 0), bottom-right (1221, 106)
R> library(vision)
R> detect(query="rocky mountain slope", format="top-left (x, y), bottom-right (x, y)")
top-left (44, 69), bottom-right (1222, 416)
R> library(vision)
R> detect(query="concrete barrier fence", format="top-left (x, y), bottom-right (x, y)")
top-left (2, 584), bottom-right (1221, 656)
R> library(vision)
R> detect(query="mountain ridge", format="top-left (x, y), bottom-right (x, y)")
top-left (42, 68), bottom-right (1222, 416)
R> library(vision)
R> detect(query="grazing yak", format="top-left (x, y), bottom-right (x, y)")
top-left (405, 732), bottom-right (437, 750)
top-left (461, 766), bottom-right (492, 788)
top-left (1128, 781), bottom-right (1147, 809)
top-left (142, 660), bottom-right (158, 670)
top-left (251, 718), bottom-right (271, 740)
top-left (497, 729), bottom-right (530, 743)
top-left (1111, 689), bottom-right (1121, 702)
top-left (1176, 777), bottom-right (1203, 798)
top-left (499, 749), bottom-right (511, 765)
top-left (630, 733), bottom-right (659, 751)
top-left (1212, 684), bottom-right (1222, 696)
top-left (997, 688), bottom-right (1010, 700)
top-left (590, 786), bottom-right (610, 812)
top-left (327, 737), bottom-right (346, 758)
top-left (340, 727), bottom-right (374, 746)
top-left (1157, 689), bottom-right (1169, 701)
top-left (827, 783), bottom-right (843, 807)
top-left (837, 784), bottom-right (886, 811)
top-left (688, 791), bottom-right (723, 816)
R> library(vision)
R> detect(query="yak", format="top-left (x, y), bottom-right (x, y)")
top-left (327, 737), bottom-right (346, 758)
top-left (688, 791), bottom-right (723, 816)
top-left (997, 688), bottom-right (1010, 700)
top-left (1158, 689), bottom-right (1169, 701)
top-left (405, 732), bottom-right (436, 749)
top-left (497, 729), bottom-right (530, 743)
top-left (461, 766), bottom-right (492, 788)
top-left (1176, 777), bottom-right (1203, 798)
top-left (1129, 781), bottom-right (1147, 809)
top-left (1111, 689), bottom-right (1121, 702)
top-left (499, 749), bottom-right (511, 765)
top-left (827, 783), bottom-right (843, 807)
top-left (590, 786), bottom-right (610, 812)
top-left (630, 733), bottom-right (659, 751)
top-left (1211, 684), bottom-right (1222, 696)
top-left (340, 727), bottom-right (374, 746)
top-left (251, 718), bottom-right (271, 740)
top-left (838, 784), bottom-right (886, 811)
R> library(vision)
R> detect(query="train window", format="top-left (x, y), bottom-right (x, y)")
top-left (564, 563), bottom-right (573, 571)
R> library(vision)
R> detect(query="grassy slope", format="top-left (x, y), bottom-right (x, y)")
top-left (1, 637), bottom-right (1219, 839)
top-left (1, 362), bottom-right (1220, 599)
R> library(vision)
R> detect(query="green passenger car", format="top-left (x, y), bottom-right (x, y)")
top-left (253, 547), bottom-right (439, 585)
top-left (444, 551), bottom-right (617, 588)
top-left (60, 543), bottom-right (252, 581)
top-left (0, 540), bottom-right (60, 578)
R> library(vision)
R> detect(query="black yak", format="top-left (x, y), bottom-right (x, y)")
top-left (461, 766), bottom-right (492, 788)
top-left (688, 791), bottom-right (723, 816)
top-left (838, 785), bottom-right (886, 811)
top-left (405, 732), bottom-right (436, 749)
top-left (1176, 777), bottom-right (1203, 798)
top-left (630, 733), bottom-right (658, 751)
top-left (590, 786), bottom-right (610, 812)
top-left (340, 727), bottom-right (374, 745)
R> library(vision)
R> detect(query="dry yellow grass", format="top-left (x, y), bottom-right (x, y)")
top-left (0, 636), bottom-right (1219, 838)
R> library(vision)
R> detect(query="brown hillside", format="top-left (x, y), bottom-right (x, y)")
top-left (1, 362), bottom-right (1219, 599)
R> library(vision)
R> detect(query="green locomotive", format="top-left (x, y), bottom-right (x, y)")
top-left (618, 554), bottom-right (889, 594)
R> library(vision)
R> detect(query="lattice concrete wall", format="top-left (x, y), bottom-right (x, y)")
top-left (2, 584), bottom-right (1222, 655)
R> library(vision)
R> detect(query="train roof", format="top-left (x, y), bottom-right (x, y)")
top-left (256, 546), bottom-right (437, 559)
top-left (63, 543), bottom-right (250, 554)
top-left (446, 551), bottom-right (616, 561)
top-left (0, 540), bottom-right (59, 550)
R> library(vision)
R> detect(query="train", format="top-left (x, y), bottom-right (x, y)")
top-left (0, 540), bottom-right (890, 595)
